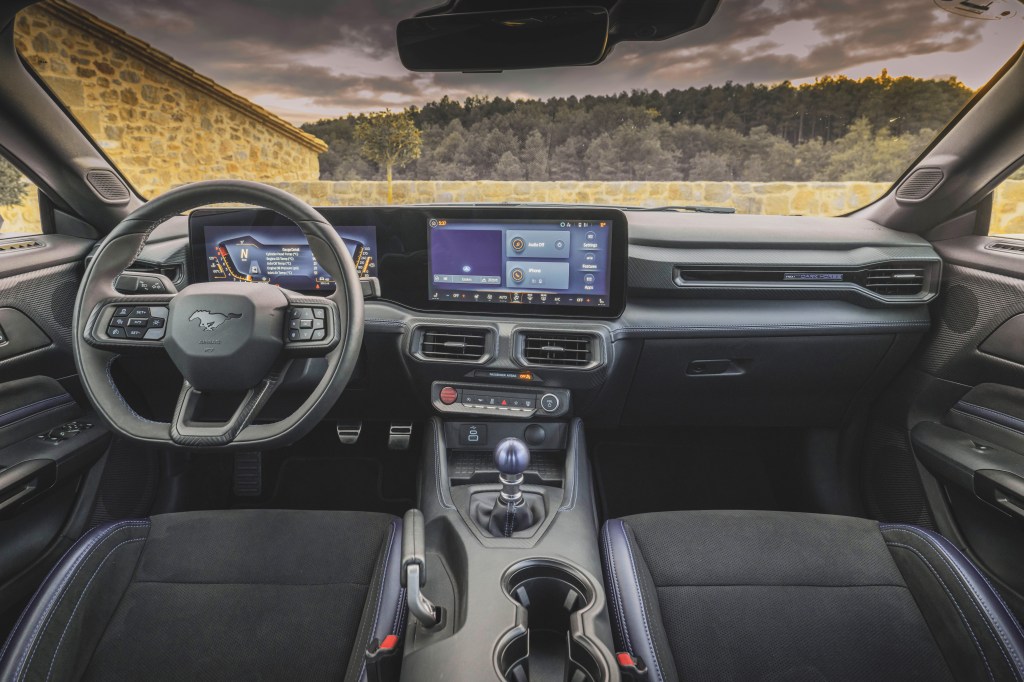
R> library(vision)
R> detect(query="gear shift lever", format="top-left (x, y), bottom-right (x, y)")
top-left (485, 437), bottom-right (538, 537)
top-left (494, 437), bottom-right (530, 505)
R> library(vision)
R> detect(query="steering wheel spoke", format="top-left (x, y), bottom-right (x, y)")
top-left (170, 360), bottom-right (291, 447)
top-left (281, 290), bottom-right (342, 358)
top-left (83, 295), bottom-right (175, 352)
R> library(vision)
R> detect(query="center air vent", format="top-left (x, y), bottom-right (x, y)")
top-left (861, 263), bottom-right (927, 296)
top-left (418, 328), bottom-right (489, 361)
top-left (519, 332), bottom-right (595, 368)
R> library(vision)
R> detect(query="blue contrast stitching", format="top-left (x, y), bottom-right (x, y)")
top-left (619, 520), bottom-right (664, 682)
top-left (885, 525), bottom-right (1024, 679)
top-left (959, 403), bottom-right (1024, 434)
top-left (602, 524), bottom-right (628, 652)
top-left (0, 394), bottom-right (73, 428)
top-left (359, 520), bottom-right (398, 682)
top-left (884, 539), bottom-right (995, 682)
top-left (44, 537), bottom-right (146, 681)
top-left (14, 521), bottom-right (149, 682)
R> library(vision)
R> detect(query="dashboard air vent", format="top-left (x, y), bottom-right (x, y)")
top-left (419, 328), bottom-right (488, 361)
top-left (862, 263), bottom-right (926, 296)
top-left (986, 241), bottom-right (1024, 256)
top-left (521, 332), bottom-right (594, 367)
top-left (0, 238), bottom-right (43, 253)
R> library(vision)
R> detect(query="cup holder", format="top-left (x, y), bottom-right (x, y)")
top-left (496, 560), bottom-right (604, 682)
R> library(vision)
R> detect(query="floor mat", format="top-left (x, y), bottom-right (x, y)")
top-left (269, 456), bottom-right (412, 516)
top-left (590, 427), bottom-right (809, 521)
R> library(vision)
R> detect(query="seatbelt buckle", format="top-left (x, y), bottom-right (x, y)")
top-left (364, 634), bottom-right (401, 682)
top-left (617, 652), bottom-right (649, 681)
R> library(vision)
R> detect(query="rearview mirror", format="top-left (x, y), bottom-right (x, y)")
top-left (397, 6), bottom-right (610, 72)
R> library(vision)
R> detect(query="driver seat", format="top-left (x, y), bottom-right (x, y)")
top-left (0, 510), bottom-right (405, 682)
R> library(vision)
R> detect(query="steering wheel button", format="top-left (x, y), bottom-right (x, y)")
top-left (148, 317), bottom-right (165, 328)
top-left (114, 306), bottom-right (131, 317)
top-left (110, 317), bottom-right (127, 327)
top-left (126, 328), bottom-right (145, 339)
top-left (312, 329), bottom-right (326, 341)
top-left (299, 319), bottom-right (313, 329)
top-left (107, 326), bottom-right (126, 338)
top-left (130, 307), bottom-right (150, 318)
top-left (128, 318), bottom-right (148, 327)
top-left (144, 328), bottom-right (165, 340)
top-left (313, 319), bottom-right (325, 330)
top-left (288, 329), bottom-right (302, 341)
top-left (313, 308), bottom-right (325, 319)
top-left (150, 307), bottom-right (168, 318)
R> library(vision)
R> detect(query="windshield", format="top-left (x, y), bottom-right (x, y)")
top-left (9, 0), bottom-right (1024, 229)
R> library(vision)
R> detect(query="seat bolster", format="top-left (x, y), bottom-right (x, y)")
top-left (0, 519), bottom-right (151, 682)
top-left (881, 523), bottom-right (1024, 682)
top-left (601, 519), bottom-right (678, 682)
top-left (344, 517), bottom-right (406, 682)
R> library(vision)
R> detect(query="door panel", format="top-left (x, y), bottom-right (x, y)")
top-left (0, 232), bottom-right (112, 631)
top-left (885, 235), bottom-right (1024, 615)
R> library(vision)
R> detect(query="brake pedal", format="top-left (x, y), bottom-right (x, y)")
top-left (233, 452), bottom-right (262, 497)
top-left (336, 421), bottom-right (362, 445)
top-left (388, 422), bottom-right (413, 450)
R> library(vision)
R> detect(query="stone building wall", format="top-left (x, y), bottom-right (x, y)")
top-left (12, 0), bottom-right (325, 199)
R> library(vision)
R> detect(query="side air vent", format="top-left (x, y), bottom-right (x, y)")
top-left (0, 238), bottom-right (43, 253)
top-left (986, 241), bottom-right (1024, 256)
top-left (519, 332), bottom-right (596, 368)
top-left (418, 327), bottom-right (489, 361)
top-left (85, 169), bottom-right (131, 204)
top-left (862, 263), bottom-right (927, 296)
top-left (895, 168), bottom-right (944, 202)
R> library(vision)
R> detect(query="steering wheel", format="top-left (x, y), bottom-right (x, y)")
top-left (72, 180), bottom-right (364, 449)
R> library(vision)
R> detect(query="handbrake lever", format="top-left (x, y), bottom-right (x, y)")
top-left (402, 509), bottom-right (440, 628)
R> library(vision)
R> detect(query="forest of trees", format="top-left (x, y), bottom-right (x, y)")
top-left (302, 72), bottom-right (977, 184)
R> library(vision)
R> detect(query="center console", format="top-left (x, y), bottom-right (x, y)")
top-left (400, 418), bottom-right (618, 682)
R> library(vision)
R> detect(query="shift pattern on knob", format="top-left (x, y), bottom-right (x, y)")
top-left (494, 437), bottom-right (531, 475)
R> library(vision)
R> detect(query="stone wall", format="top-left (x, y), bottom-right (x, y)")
top-left (275, 180), bottom-right (1024, 235)
top-left (4, 179), bottom-right (1024, 236)
top-left (12, 0), bottom-right (325, 199)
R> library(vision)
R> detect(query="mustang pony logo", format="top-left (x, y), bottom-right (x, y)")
top-left (189, 310), bottom-right (242, 332)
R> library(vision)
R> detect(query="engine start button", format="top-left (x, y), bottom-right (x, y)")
top-left (439, 386), bottom-right (459, 405)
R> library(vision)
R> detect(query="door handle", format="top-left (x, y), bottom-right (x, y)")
top-left (0, 459), bottom-right (56, 516)
top-left (975, 469), bottom-right (1024, 522)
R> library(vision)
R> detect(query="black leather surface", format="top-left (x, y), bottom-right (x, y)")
top-left (945, 383), bottom-right (1024, 455)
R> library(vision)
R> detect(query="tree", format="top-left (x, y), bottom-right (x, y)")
top-left (494, 151), bottom-right (524, 180)
top-left (521, 131), bottom-right (549, 181)
top-left (354, 110), bottom-right (422, 204)
top-left (0, 157), bottom-right (27, 208)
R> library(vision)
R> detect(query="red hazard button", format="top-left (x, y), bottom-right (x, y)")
top-left (439, 386), bottom-right (458, 405)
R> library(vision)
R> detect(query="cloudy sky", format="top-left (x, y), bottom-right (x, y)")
top-left (75, 0), bottom-right (1024, 123)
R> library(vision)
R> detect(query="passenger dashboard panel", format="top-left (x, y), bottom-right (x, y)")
top-left (189, 207), bottom-right (628, 319)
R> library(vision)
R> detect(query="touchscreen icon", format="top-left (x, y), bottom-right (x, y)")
top-left (510, 267), bottom-right (525, 283)
top-left (511, 237), bottom-right (526, 253)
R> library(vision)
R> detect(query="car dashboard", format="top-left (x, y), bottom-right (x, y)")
top-left (120, 205), bottom-right (942, 429)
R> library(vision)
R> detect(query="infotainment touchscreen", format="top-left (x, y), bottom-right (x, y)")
top-left (427, 218), bottom-right (613, 309)
top-left (197, 224), bottom-right (377, 293)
